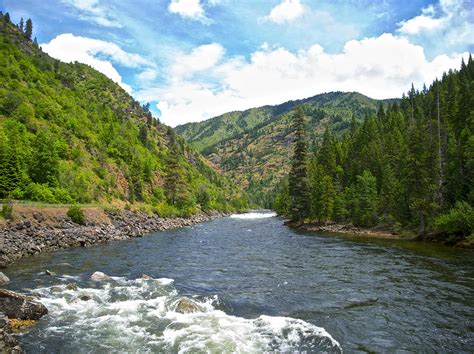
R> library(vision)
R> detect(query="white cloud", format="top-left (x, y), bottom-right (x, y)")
top-left (137, 68), bottom-right (159, 82)
top-left (41, 33), bottom-right (155, 94)
top-left (62, 0), bottom-right (122, 27)
top-left (397, 0), bottom-right (473, 55)
top-left (171, 43), bottom-right (225, 78)
top-left (168, 0), bottom-right (208, 22)
top-left (264, 0), bottom-right (304, 24)
top-left (137, 33), bottom-right (467, 127)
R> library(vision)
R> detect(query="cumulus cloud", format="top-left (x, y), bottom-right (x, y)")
top-left (41, 33), bottom-right (155, 94)
top-left (263, 0), bottom-right (304, 24)
top-left (397, 0), bottom-right (473, 56)
top-left (168, 0), bottom-right (208, 23)
top-left (62, 0), bottom-right (122, 27)
top-left (137, 34), bottom-right (467, 127)
top-left (170, 43), bottom-right (225, 78)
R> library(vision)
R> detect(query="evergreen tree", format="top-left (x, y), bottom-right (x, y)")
top-left (25, 18), bottom-right (32, 40)
top-left (0, 130), bottom-right (21, 197)
top-left (18, 17), bottom-right (24, 32)
top-left (288, 107), bottom-right (310, 223)
top-left (352, 170), bottom-right (379, 227)
top-left (164, 155), bottom-right (188, 206)
top-left (29, 131), bottom-right (59, 185)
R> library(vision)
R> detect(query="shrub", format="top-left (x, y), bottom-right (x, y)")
top-left (1, 200), bottom-right (13, 219)
top-left (196, 187), bottom-right (211, 211)
top-left (51, 187), bottom-right (74, 204)
top-left (67, 205), bottom-right (85, 225)
top-left (153, 203), bottom-right (178, 218)
top-left (179, 205), bottom-right (199, 218)
top-left (434, 201), bottom-right (474, 236)
top-left (24, 183), bottom-right (57, 203)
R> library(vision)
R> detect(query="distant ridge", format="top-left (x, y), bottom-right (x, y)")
top-left (176, 91), bottom-right (398, 206)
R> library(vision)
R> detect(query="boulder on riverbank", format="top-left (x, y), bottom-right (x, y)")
top-left (0, 313), bottom-right (23, 353)
top-left (0, 289), bottom-right (48, 320)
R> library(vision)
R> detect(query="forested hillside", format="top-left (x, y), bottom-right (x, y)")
top-left (0, 13), bottom-right (248, 216)
top-left (277, 57), bottom-right (473, 240)
top-left (176, 92), bottom-right (396, 206)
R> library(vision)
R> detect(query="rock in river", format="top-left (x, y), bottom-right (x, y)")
top-left (0, 272), bottom-right (9, 286)
top-left (90, 271), bottom-right (110, 282)
top-left (0, 289), bottom-right (48, 320)
top-left (174, 298), bottom-right (203, 314)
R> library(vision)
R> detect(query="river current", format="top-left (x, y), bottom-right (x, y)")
top-left (4, 211), bottom-right (474, 352)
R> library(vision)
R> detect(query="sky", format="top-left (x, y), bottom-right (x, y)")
top-left (1, 0), bottom-right (473, 126)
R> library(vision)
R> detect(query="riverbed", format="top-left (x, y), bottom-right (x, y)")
top-left (4, 211), bottom-right (474, 352)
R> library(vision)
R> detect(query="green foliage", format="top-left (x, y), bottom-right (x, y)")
top-left (196, 187), bottom-right (211, 211)
top-left (434, 202), bottom-right (474, 236)
top-left (272, 56), bottom-right (474, 240)
top-left (288, 108), bottom-right (310, 223)
top-left (67, 205), bottom-right (85, 225)
top-left (0, 16), bottom-right (245, 214)
top-left (153, 203), bottom-right (178, 218)
top-left (176, 90), bottom-right (395, 206)
top-left (351, 171), bottom-right (379, 227)
top-left (273, 177), bottom-right (290, 215)
top-left (24, 18), bottom-right (32, 40)
top-left (1, 200), bottom-right (13, 219)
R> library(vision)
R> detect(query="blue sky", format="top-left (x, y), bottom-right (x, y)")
top-left (1, 0), bottom-right (472, 126)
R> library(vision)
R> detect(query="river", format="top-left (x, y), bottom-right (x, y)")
top-left (4, 211), bottom-right (474, 352)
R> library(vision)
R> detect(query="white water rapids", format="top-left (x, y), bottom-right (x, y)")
top-left (31, 275), bottom-right (342, 353)
top-left (230, 211), bottom-right (277, 219)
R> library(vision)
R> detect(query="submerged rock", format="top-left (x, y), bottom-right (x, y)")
top-left (141, 274), bottom-right (153, 280)
top-left (66, 283), bottom-right (78, 291)
top-left (0, 272), bottom-right (9, 286)
top-left (174, 298), bottom-right (203, 314)
top-left (0, 289), bottom-right (48, 320)
top-left (90, 271), bottom-right (110, 282)
top-left (44, 270), bottom-right (56, 276)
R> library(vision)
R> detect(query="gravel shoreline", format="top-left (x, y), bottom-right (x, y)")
top-left (0, 208), bottom-right (228, 268)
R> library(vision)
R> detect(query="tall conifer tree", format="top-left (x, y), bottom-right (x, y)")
top-left (288, 107), bottom-right (310, 223)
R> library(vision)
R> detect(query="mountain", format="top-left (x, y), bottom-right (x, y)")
top-left (0, 13), bottom-right (248, 215)
top-left (176, 91), bottom-right (397, 206)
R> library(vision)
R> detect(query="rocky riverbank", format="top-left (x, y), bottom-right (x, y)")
top-left (294, 221), bottom-right (474, 248)
top-left (0, 207), bottom-right (228, 268)
top-left (294, 221), bottom-right (401, 239)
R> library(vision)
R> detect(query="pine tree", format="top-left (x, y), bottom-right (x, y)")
top-left (0, 131), bottom-right (21, 197)
top-left (25, 18), bottom-right (32, 40)
top-left (352, 170), bottom-right (379, 227)
top-left (288, 107), bottom-right (310, 223)
top-left (18, 17), bottom-right (24, 32)
top-left (29, 131), bottom-right (59, 185)
top-left (164, 155), bottom-right (188, 206)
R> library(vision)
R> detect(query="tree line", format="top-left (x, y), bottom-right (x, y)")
top-left (274, 56), bottom-right (474, 240)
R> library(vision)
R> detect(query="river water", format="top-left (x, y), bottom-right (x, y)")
top-left (4, 211), bottom-right (474, 352)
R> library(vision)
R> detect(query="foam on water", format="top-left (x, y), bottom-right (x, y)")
top-left (31, 276), bottom-right (342, 353)
top-left (230, 211), bottom-right (277, 219)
